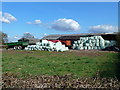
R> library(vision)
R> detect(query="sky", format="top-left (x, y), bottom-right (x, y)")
top-left (2, 0), bottom-right (120, 2)
top-left (1, 2), bottom-right (118, 42)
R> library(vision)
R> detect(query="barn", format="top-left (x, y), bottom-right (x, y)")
top-left (41, 32), bottom-right (117, 48)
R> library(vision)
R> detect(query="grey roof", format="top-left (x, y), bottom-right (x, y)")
top-left (41, 33), bottom-right (117, 40)
top-left (42, 35), bottom-right (62, 40)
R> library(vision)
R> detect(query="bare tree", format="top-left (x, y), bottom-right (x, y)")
top-left (23, 32), bottom-right (34, 39)
top-left (0, 31), bottom-right (8, 43)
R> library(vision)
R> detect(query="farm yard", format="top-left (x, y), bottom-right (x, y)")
top-left (2, 50), bottom-right (120, 88)
top-left (1, 1), bottom-right (119, 88)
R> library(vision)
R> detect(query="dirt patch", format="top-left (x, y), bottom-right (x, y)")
top-left (2, 73), bottom-right (120, 88)
top-left (2, 49), bottom-right (119, 58)
top-left (68, 50), bottom-right (118, 57)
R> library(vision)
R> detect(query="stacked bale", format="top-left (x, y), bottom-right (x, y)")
top-left (25, 40), bottom-right (69, 52)
top-left (73, 36), bottom-right (116, 50)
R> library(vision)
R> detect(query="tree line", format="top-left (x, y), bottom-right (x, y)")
top-left (0, 32), bottom-right (35, 44)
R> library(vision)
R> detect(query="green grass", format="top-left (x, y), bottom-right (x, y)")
top-left (2, 50), bottom-right (119, 78)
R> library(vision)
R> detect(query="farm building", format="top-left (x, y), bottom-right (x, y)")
top-left (8, 32), bottom-right (117, 50)
top-left (41, 32), bottom-right (117, 48)
top-left (18, 38), bottom-right (40, 45)
top-left (42, 33), bottom-right (117, 41)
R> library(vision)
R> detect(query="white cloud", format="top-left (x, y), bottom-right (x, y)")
top-left (51, 18), bottom-right (80, 31)
top-left (89, 25), bottom-right (118, 33)
top-left (4, 13), bottom-right (17, 21)
top-left (0, 11), bottom-right (17, 24)
top-left (43, 33), bottom-right (48, 36)
top-left (14, 36), bottom-right (21, 39)
top-left (27, 20), bottom-right (42, 25)
top-left (0, 17), bottom-right (10, 23)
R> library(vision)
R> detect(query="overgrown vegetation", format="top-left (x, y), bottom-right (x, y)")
top-left (2, 50), bottom-right (119, 79)
top-left (116, 32), bottom-right (120, 48)
top-left (0, 31), bottom-right (8, 43)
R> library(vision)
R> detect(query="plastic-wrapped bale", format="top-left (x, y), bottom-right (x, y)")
top-left (81, 47), bottom-right (84, 50)
top-left (85, 43), bottom-right (90, 46)
top-left (89, 43), bottom-right (93, 46)
top-left (84, 46), bottom-right (87, 50)
top-left (96, 42), bottom-right (100, 47)
top-left (91, 46), bottom-right (94, 50)
top-left (99, 39), bottom-right (105, 49)
top-left (110, 40), bottom-right (117, 46)
top-left (88, 40), bottom-right (92, 43)
top-left (88, 46), bottom-right (91, 50)
top-left (25, 40), bottom-right (69, 52)
top-left (97, 46), bottom-right (101, 50)
top-left (73, 44), bottom-right (76, 49)
top-left (74, 41), bottom-right (77, 44)
top-left (105, 40), bottom-right (110, 48)
top-left (93, 46), bottom-right (98, 50)
top-left (77, 40), bottom-right (81, 44)
top-left (73, 35), bottom-right (117, 50)
top-left (79, 44), bottom-right (83, 47)
top-left (25, 47), bottom-right (29, 50)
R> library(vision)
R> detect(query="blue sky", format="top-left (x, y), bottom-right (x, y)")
top-left (1, 2), bottom-right (118, 42)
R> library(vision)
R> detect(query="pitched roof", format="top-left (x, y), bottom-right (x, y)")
top-left (42, 35), bottom-right (62, 40)
top-left (41, 33), bottom-right (117, 40)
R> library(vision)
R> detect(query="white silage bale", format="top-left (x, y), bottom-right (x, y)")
top-left (93, 36), bottom-right (96, 39)
top-left (91, 39), bottom-right (96, 43)
top-left (84, 46), bottom-right (87, 50)
top-left (88, 40), bottom-right (92, 43)
top-left (76, 44), bottom-right (79, 47)
top-left (73, 46), bottom-right (76, 49)
top-left (96, 39), bottom-right (99, 42)
top-left (62, 45), bottom-right (66, 48)
top-left (88, 37), bottom-right (90, 40)
top-left (34, 48), bottom-right (38, 50)
top-left (55, 42), bottom-right (62, 46)
top-left (88, 46), bottom-right (91, 50)
top-left (94, 46), bottom-right (98, 50)
top-left (97, 46), bottom-right (101, 50)
top-left (97, 36), bottom-right (100, 39)
top-left (77, 40), bottom-right (81, 44)
top-left (100, 40), bottom-right (105, 46)
top-left (84, 37), bottom-right (88, 40)
top-left (73, 44), bottom-right (76, 47)
top-left (110, 40), bottom-right (116, 46)
top-left (76, 47), bottom-right (80, 50)
top-left (36, 42), bottom-right (39, 45)
top-left (74, 41), bottom-right (77, 44)
top-left (96, 42), bottom-right (100, 46)
top-left (91, 47), bottom-right (93, 50)
top-left (105, 40), bottom-right (110, 47)
top-left (25, 47), bottom-right (28, 50)
top-left (65, 47), bottom-right (69, 51)
top-left (85, 43), bottom-right (90, 46)
top-left (99, 36), bottom-right (104, 41)
top-left (82, 40), bottom-right (86, 43)
top-left (89, 43), bottom-right (93, 46)
top-left (101, 46), bottom-right (105, 49)
top-left (91, 36), bottom-right (94, 39)
top-left (42, 40), bottom-right (48, 43)
top-left (80, 47), bottom-right (84, 50)
top-left (92, 43), bottom-right (95, 46)
top-left (79, 37), bottom-right (82, 40)
top-left (79, 44), bottom-right (83, 47)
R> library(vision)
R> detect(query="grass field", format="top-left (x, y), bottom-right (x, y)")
top-left (2, 50), bottom-right (120, 79)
